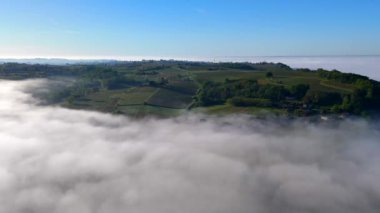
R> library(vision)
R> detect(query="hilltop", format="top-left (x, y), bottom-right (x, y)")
top-left (0, 61), bottom-right (379, 118)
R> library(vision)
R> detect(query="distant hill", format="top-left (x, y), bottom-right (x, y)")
top-left (0, 58), bottom-right (117, 65)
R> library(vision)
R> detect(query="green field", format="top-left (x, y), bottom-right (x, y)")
top-left (146, 88), bottom-right (193, 109)
top-left (87, 87), bottom-right (157, 105)
top-left (194, 104), bottom-right (287, 116)
top-left (194, 70), bottom-right (266, 83)
top-left (194, 70), bottom-right (352, 94)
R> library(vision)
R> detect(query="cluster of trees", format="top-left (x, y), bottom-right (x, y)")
top-left (303, 91), bottom-right (342, 106)
top-left (318, 69), bottom-right (380, 113)
top-left (83, 68), bottom-right (133, 90)
top-left (332, 87), bottom-right (380, 114)
top-left (217, 63), bottom-right (257, 70)
top-left (228, 97), bottom-right (273, 107)
top-left (45, 68), bottom-right (136, 104)
top-left (0, 63), bottom-right (80, 79)
top-left (148, 77), bottom-right (169, 87)
top-left (196, 79), bottom-right (310, 107)
top-left (317, 69), bottom-right (369, 84)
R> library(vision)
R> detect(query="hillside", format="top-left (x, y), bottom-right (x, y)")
top-left (0, 61), bottom-right (379, 118)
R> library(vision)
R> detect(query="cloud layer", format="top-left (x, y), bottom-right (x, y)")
top-left (0, 80), bottom-right (379, 213)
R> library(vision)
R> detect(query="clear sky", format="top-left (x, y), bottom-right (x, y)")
top-left (0, 0), bottom-right (379, 59)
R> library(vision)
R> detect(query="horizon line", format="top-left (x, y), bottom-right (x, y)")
top-left (1, 54), bottom-right (380, 61)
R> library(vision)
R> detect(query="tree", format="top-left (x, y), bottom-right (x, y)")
top-left (290, 84), bottom-right (310, 99)
top-left (303, 91), bottom-right (342, 106)
top-left (266, 72), bottom-right (273, 78)
top-left (159, 77), bottom-right (169, 86)
top-left (261, 85), bottom-right (288, 101)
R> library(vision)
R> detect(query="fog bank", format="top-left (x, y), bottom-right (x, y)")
top-left (0, 80), bottom-right (379, 213)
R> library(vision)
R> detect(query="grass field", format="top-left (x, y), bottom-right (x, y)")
top-left (146, 88), bottom-right (193, 109)
top-left (168, 80), bottom-right (199, 94)
top-left (85, 87), bottom-right (157, 106)
top-left (193, 104), bottom-right (287, 116)
top-left (117, 87), bottom-right (158, 105)
top-left (320, 80), bottom-right (356, 93)
top-left (193, 69), bottom-right (355, 94)
top-left (193, 70), bottom-right (266, 83)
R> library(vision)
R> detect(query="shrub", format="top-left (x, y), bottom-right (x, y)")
top-left (228, 97), bottom-right (272, 107)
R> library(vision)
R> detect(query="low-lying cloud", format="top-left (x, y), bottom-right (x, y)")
top-left (0, 80), bottom-right (379, 213)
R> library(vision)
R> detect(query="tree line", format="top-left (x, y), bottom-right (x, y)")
top-left (195, 77), bottom-right (380, 115)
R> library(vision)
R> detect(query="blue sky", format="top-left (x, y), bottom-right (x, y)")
top-left (0, 0), bottom-right (379, 59)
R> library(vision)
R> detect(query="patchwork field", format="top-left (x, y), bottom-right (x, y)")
top-left (146, 88), bottom-right (193, 109)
